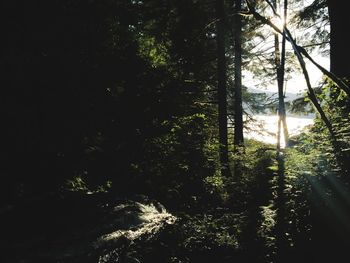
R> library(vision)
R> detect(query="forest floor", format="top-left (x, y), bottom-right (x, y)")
top-left (2, 145), bottom-right (350, 263)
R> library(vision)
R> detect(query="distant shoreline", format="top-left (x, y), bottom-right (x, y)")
top-left (252, 113), bottom-right (315, 119)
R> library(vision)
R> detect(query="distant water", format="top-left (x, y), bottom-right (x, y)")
top-left (245, 114), bottom-right (314, 147)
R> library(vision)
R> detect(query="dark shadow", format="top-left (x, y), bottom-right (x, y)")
top-left (304, 171), bottom-right (350, 262)
top-left (275, 151), bottom-right (288, 263)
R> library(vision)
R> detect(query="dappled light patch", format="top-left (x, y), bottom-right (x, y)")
top-left (95, 201), bottom-right (176, 247)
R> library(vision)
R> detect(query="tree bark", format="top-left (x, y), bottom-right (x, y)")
top-left (233, 0), bottom-right (244, 147)
top-left (328, 0), bottom-right (350, 80)
top-left (217, 0), bottom-right (231, 177)
top-left (275, 0), bottom-right (289, 149)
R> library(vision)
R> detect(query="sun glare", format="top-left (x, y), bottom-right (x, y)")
top-left (270, 16), bottom-right (284, 31)
top-left (245, 115), bottom-right (314, 148)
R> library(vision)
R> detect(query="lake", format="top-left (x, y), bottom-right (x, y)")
top-left (244, 114), bottom-right (314, 147)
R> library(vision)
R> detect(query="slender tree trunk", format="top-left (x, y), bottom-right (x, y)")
top-left (277, 118), bottom-right (282, 149)
top-left (217, 0), bottom-right (231, 177)
top-left (233, 0), bottom-right (244, 147)
top-left (246, 0), bottom-right (350, 97)
top-left (273, 3), bottom-right (288, 258)
top-left (248, 2), bottom-right (337, 142)
top-left (249, 0), bottom-right (348, 172)
top-left (281, 0), bottom-right (289, 146)
top-left (274, 0), bottom-right (289, 149)
top-left (292, 36), bottom-right (344, 168)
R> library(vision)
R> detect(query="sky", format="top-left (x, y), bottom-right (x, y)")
top-left (243, 0), bottom-right (330, 96)
top-left (245, 54), bottom-right (329, 94)
top-left (242, 0), bottom-right (330, 144)
top-left (269, 53), bottom-right (329, 95)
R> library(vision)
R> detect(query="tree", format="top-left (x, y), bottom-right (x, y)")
top-left (233, 0), bottom-right (245, 147)
top-left (1, 0), bottom-right (219, 202)
top-left (216, 0), bottom-right (232, 176)
top-left (272, 0), bottom-right (290, 149)
top-left (327, 0), bottom-right (350, 79)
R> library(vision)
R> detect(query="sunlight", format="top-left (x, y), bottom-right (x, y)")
top-left (245, 114), bottom-right (314, 147)
top-left (270, 16), bottom-right (284, 32)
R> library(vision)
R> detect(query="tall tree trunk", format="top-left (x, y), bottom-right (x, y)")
top-left (233, 0), bottom-right (244, 147)
top-left (249, 0), bottom-right (348, 173)
top-left (274, 0), bottom-right (289, 149)
top-left (327, 0), bottom-right (349, 175)
top-left (328, 0), bottom-right (350, 80)
top-left (246, 0), bottom-right (350, 97)
top-left (272, 2), bottom-right (289, 258)
top-left (217, 0), bottom-right (231, 177)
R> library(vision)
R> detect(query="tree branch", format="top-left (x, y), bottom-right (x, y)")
top-left (243, 0), bottom-right (350, 97)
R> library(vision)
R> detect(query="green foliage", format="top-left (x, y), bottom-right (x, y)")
top-left (275, 79), bottom-right (350, 251)
top-left (291, 0), bottom-right (329, 54)
top-left (2, 0), bottom-right (220, 201)
top-left (204, 171), bottom-right (225, 194)
top-left (65, 175), bottom-right (112, 194)
top-left (136, 112), bottom-right (215, 207)
top-left (181, 213), bottom-right (240, 252)
top-left (313, 79), bottom-right (350, 174)
top-left (3, 1), bottom-right (350, 262)
top-left (290, 96), bottom-right (315, 115)
top-left (258, 204), bottom-right (277, 247)
top-left (65, 176), bottom-right (89, 193)
top-left (138, 35), bottom-right (170, 67)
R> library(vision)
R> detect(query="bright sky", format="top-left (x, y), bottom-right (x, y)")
top-left (244, 0), bottom-right (330, 96)
top-left (290, 54), bottom-right (329, 94)
top-left (242, 0), bottom-right (330, 145)
top-left (246, 53), bottom-right (330, 95)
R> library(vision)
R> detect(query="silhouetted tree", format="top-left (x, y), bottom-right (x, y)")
top-left (233, 0), bottom-right (244, 147)
top-left (217, 0), bottom-right (232, 176)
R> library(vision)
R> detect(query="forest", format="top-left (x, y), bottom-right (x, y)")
top-left (1, 0), bottom-right (350, 262)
